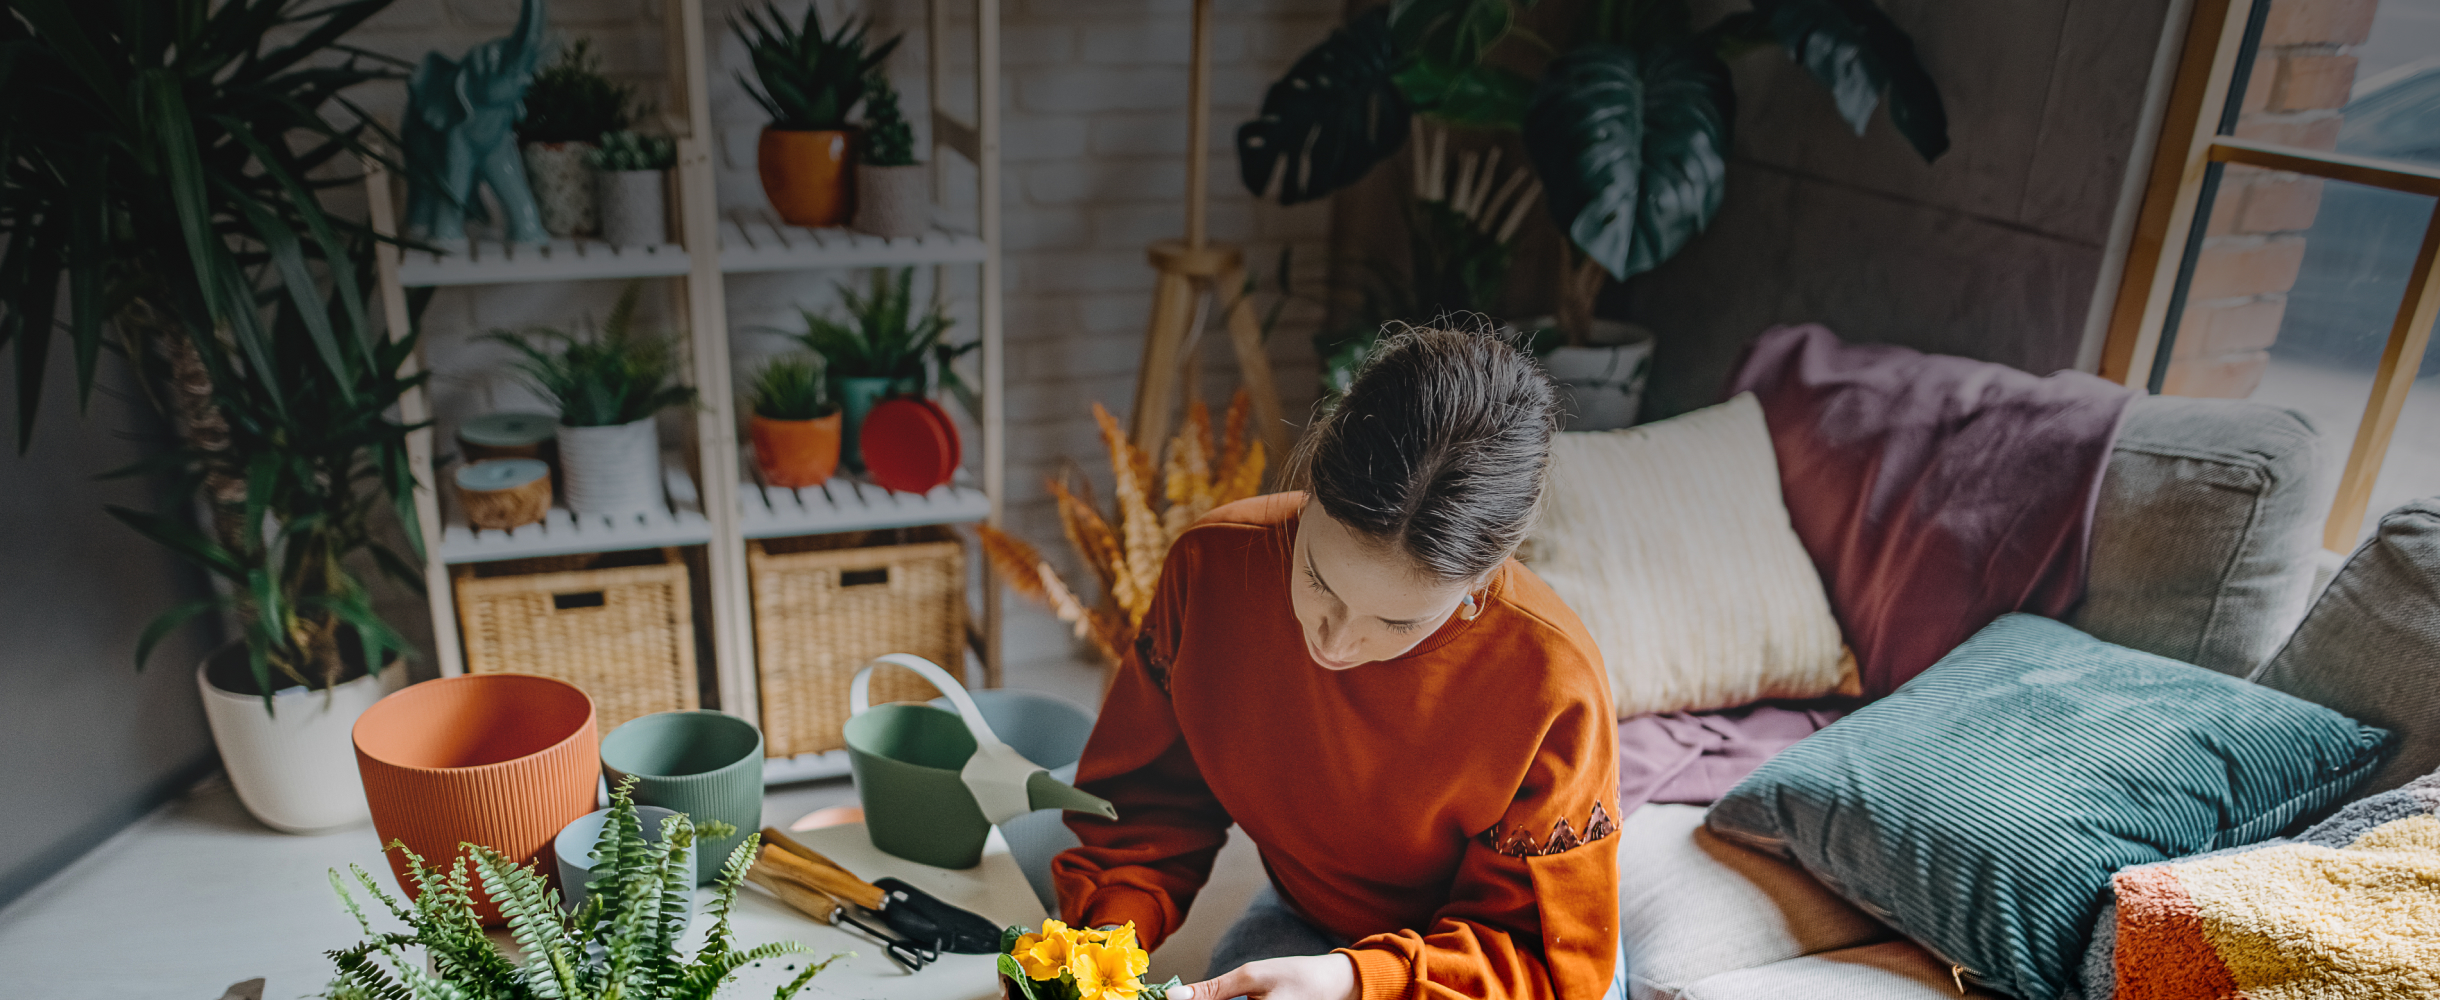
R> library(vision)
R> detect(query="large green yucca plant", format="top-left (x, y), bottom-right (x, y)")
top-left (488, 282), bottom-right (698, 428)
top-left (731, 1), bottom-right (901, 131)
top-left (793, 268), bottom-right (954, 383)
top-left (321, 778), bottom-right (839, 1000)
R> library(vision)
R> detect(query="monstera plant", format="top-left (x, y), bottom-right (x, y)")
top-left (1238, 0), bottom-right (1948, 302)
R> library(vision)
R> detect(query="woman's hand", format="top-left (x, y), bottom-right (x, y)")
top-left (1172, 954), bottom-right (1358, 1000)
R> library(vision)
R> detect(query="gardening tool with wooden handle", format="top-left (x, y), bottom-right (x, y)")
top-left (749, 844), bottom-right (934, 971)
top-left (760, 825), bottom-right (1003, 954)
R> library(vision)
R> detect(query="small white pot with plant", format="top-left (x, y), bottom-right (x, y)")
top-left (853, 76), bottom-right (929, 239)
top-left (518, 39), bottom-right (638, 239)
top-left (590, 131), bottom-right (676, 247)
top-left (489, 282), bottom-right (697, 519)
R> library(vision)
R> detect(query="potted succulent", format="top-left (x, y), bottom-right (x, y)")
top-left (853, 74), bottom-right (929, 239)
top-left (589, 130), bottom-right (677, 247)
top-left (789, 267), bottom-right (955, 470)
top-left (733, 0), bottom-right (900, 227)
top-left (746, 354), bottom-right (843, 489)
top-left (318, 778), bottom-right (840, 1000)
top-left (518, 38), bottom-right (640, 238)
top-left (489, 282), bottom-right (697, 519)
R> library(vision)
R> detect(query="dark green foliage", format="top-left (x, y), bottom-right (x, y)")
top-left (488, 282), bottom-right (697, 428)
top-left (320, 778), bottom-right (838, 1000)
top-left (749, 355), bottom-right (836, 420)
top-left (1750, 0), bottom-right (1948, 161)
top-left (588, 131), bottom-right (676, 172)
top-left (1236, 8), bottom-right (1411, 206)
top-left (792, 268), bottom-right (954, 383)
top-left (1525, 40), bottom-right (1732, 280)
top-left (732, 1), bottom-right (902, 132)
top-left (518, 39), bottom-right (640, 145)
top-left (862, 74), bottom-right (918, 168)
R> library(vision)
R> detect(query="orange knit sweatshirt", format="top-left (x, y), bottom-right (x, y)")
top-left (1052, 494), bottom-right (1621, 1000)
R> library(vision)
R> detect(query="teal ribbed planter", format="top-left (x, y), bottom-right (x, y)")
top-left (599, 711), bottom-right (765, 883)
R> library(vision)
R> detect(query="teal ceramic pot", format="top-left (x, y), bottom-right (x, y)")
top-left (599, 711), bottom-right (765, 884)
top-left (552, 804), bottom-right (689, 914)
top-left (833, 375), bottom-right (919, 472)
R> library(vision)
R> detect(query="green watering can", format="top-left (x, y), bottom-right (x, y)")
top-left (845, 654), bottom-right (1117, 869)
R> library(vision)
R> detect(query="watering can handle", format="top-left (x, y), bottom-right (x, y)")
top-left (850, 654), bottom-right (1007, 748)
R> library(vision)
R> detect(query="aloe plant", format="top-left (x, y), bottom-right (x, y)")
top-left (321, 778), bottom-right (839, 1000)
top-left (748, 355), bottom-right (837, 421)
top-left (488, 282), bottom-right (697, 428)
top-left (732, 1), bottom-right (902, 132)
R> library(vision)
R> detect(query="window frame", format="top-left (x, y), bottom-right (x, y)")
top-left (2101, 0), bottom-right (2440, 550)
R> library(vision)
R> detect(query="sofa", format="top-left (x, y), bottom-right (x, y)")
top-left (1615, 393), bottom-right (2435, 1000)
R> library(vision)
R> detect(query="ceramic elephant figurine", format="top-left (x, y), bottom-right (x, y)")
top-left (403, 0), bottom-right (550, 245)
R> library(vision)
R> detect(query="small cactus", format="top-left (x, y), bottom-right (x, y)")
top-left (587, 130), bottom-right (676, 172)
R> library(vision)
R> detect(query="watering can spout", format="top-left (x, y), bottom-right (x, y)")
top-left (1027, 771), bottom-right (1117, 820)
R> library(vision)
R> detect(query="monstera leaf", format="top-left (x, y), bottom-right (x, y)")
top-left (1238, 8), bottom-right (1411, 205)
top-left (1524, 41), bottom-right (1733, 280)
top-left (1389, 0), bottom-right (1515, 67)
top-left (1751, 0), bottom-right (1948, 161)
top-left (1394, 58), bottom-right (1535, 127)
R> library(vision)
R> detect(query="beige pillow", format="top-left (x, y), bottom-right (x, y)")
top-left (1521, 392), bottom-right (1856, 718)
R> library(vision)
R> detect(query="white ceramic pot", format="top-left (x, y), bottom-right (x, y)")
top-left (1532, 318), bottom-right (1655, 431)
top-left (558, 417), bottom-right (663, 518)
top-left (853, 163), bottom-right (931, 239)
top-left (521, 141), bottom-right (599, 238)
top-left (597, 169), bottom-right (668, 247)
top-left (197, 649), bottom-right (403, 834)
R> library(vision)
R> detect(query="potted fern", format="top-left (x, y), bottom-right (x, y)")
top-left (789, 267), bottom-right (954, 471)
top-left (519, 39), bottom-right (640, 238)
top-left (746, 355), bottom-right (842, 489)
top-left (589, 130), bottom-right (677, 247)
top-left (320, 778), bottom-right (839, 1000)
top-left (733, 0), bottom-right (900, 227)
top-left (489, 283), bottom-right (697, 519)
top-left (853, 74), bottom-right (928, 239)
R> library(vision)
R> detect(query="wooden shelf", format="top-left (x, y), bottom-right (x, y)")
top-left (738, 469), bottom-right (991, 539)
top-left (439, 457), bottom-right (711, 563)
top-left (396, 237), bottom-right (693, 288)
top-left (717, 208), bottom-right (989, 274)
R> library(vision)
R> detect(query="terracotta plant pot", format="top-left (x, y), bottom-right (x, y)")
top-left (750, 412), bottom-right (843, 488)
top-left (757, 127), bottom-right (855, 227)
top-left (198, 644), bottom-right (403, 834)
top-left (520, 141), bottom-right (598, 237)
top-left (853, 162), bottom-right (929, 239)
top-left (352, 673), bottom-right (599, 924)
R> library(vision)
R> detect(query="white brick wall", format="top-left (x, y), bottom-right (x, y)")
top-left (345, 0), bottom-right (1338, 683)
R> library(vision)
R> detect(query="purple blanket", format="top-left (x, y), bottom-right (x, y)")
top-left (1617, 325), bottom-right (2136, 810)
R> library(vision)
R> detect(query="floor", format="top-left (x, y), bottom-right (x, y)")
top-left (0, 649), bottom-right (1269, 1000)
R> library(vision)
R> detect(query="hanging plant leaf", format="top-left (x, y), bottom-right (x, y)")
top-left (1238, 8), bottom-right (1412, 206)
top-left (1393, 57), bottom-right (1534, 128)
top-left (1524, 41), bottom-right (1732, 280)
top-left (1389, 0), bottom-right (1514, 69)
top-left (1751, 0), bottom-right (1948, 161)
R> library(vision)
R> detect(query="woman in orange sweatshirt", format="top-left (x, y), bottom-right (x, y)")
top-left (1045, 328), bottom-right (1622, 1000)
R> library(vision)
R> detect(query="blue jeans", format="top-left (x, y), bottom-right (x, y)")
top-left (1011, 828), bottom-right (1628, 999)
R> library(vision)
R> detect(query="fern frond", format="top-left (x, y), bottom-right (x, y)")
top-left (772, 951), bottom-right (846, 1000)
top-left (470, 847), bottom-right (580, 1000)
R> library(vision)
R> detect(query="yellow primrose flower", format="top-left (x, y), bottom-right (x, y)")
top-left (1071, 941), bottom-right (1145, 1000)
top-left (1012, 920), bottom-right (1079, 981)
top-left (1100, 923), bottom-right (1150, 977)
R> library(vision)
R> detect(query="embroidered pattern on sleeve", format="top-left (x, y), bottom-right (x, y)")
top-left (1478, 801), bottom-right (1618, 858)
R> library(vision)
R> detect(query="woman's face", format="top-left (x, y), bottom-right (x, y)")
top-left (1289, 501), bottom-right (1476, 670)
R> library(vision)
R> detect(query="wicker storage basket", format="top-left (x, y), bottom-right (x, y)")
top-left (454, 548), bottom-right (699, 733)
top-left (750, 528), bottom-right (964, 758)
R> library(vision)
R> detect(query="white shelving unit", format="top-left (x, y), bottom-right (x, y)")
top-left (367, 0), bottom-right (1005, 729)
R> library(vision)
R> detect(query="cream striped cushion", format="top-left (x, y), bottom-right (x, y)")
top-left (1521, 392), bottom-right (1855, 718)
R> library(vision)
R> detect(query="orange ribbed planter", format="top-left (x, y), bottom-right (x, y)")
top-left (352, 673), bottom-right (599, 925)
top-left (749, 412), bottom-right (842, 488)
top-left (757, 127), bottom-right (854, 227)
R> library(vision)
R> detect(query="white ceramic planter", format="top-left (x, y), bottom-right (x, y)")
top-left (853, 163), bottom-right (930, 239)
top-left (558, 417), bottom-right (663, 518)
top-left (197, 652), bottom-right (402, 834)
top-left (1532, 318), bottom-right (1656, 431)
top-left (597, 169), bottom-right (667, 247)
top-left (521, 141), bottom-right (599, 238)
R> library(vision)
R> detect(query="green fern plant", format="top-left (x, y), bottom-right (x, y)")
top-left (588, 130), bottom-right (677, 172)
top-left (321, 778), bottom-right (839, 1000)
top-left (792, 268), bottom-right (953, 383)
top-left (861, 74), bottom-right (917, 168)
top-left (748, 355), bottom-right (837, 421)
top-left (488, 282), bottom-right (698, 427)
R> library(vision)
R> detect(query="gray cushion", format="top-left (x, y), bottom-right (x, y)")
top-left (2074, 394), bottom-right (2321, 676)
top-left (2250, 498), bottom-right (2440, 795)
top-left (1676, 942), bottom-right (2002, 1000)
top-left (1616, 805), bottom-right (1887, 1000)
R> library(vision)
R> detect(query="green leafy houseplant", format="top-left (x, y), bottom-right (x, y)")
top-left (732, 1), bottom-right (902, 131)
top-left (321, 778), bottom-right (839, 1000)
top-left (1237, 0), bottom-right (1950, 320)
top-left (792, 268), bottom-right (956, 384)
top-left (488, 282), bottom-right (697, 428)
top-left (589, 131), bottom-right (678, 172)
top-left (861, 74), bottom-right (918, 168)
top-left (748, 355), bottom-right (837, 421)
top-left (519, 39), bottom-right (641, 145)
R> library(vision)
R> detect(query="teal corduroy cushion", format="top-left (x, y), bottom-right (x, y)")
top-left (1705, 613), bottom-right (2390, 1000)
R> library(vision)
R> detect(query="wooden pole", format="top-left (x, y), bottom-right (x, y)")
top-left (1186, 0), bottom-right (1211, 250)
top-left (2324, 207), bottom-right (2440, 549)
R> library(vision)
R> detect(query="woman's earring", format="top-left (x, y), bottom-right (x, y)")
top-left (1459, 593), bottom-right (1481, 620)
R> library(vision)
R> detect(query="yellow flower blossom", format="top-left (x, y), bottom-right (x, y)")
top-left (1071, 941), bottom-right (1145, 1000)
top-left (1100, 923), bottom-right (1149, 977)
top-left (1012, 920), bottom-right (1079, 981)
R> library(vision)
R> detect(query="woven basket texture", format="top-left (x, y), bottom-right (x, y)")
top-left (751, 528), bottom-right (964, 757)
top-left (454, 549), bottom-right (699, 734)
